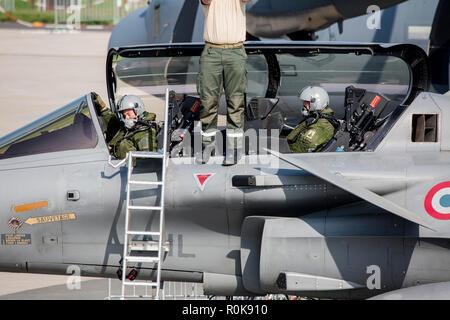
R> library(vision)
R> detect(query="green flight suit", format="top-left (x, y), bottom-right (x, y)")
top-left (100, 109), bottom-right (157, 159)
top-left (197, 44), bottom-right (248, 148)
top-left (287, 107), bottom-right (336, 153)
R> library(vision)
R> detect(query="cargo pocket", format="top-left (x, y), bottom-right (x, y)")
top-left (236, 64), bottom-right (248, 95)
top-left (197, 48), bottom-right (207, 96)
top-left (137, 134), bottom-right (150, 151)
top-left (241, 47), bottom-right (248, 61)
top-left (197, 71), bottom-right (203, 96)
top-left (238, 47), bottom-right (248, 94)
top-left (243, 68), bottom-right (248, 94)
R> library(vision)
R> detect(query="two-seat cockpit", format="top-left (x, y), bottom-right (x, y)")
top-left (155, 84), bottom-right (403, 158)
top-left (102, 42), bottom-right (428, 159)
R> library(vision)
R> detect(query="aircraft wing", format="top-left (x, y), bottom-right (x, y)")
top-left (266, 149), bottom-right (435, 230)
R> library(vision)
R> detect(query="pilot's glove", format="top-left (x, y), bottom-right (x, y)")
top-left (91, 92), bottom-right (108, 114)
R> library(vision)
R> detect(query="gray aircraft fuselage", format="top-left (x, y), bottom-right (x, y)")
top-left (1, 41), bottom-right (450, 299)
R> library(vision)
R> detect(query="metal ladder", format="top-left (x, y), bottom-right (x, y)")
top-left (120, 89), bottom-right (170, 300)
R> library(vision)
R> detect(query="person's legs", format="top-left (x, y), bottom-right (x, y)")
top-left (222, 46), bottom-right (247, 162)
top-left (116, 139), bottom-right (136, 160)
top-left (198, 46), bottom-right (224, 149)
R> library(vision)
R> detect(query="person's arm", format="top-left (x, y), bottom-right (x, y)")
top-left (201, 0), bottom-right (211, 5)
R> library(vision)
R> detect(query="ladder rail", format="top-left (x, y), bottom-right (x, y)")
top-left (120, 88), bottom-right (170, 300)
top-left (121, 152), bottom-right (133, 299)
top-left (155, 87), bottom-right (170, 299)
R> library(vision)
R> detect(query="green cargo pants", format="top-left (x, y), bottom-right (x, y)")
top-left (197, 44), bottom-right (248, 149)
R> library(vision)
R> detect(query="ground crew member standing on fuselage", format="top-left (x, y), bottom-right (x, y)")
top-left (287, 86), bottom-right (336, 153)
top-left (197, 0), bottom-right (253, 165)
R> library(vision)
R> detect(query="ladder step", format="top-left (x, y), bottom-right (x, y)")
top-left (128, 205), bottom-right (162, 211)
top-left (125, 256), bottom-right (160, 263)
top-left (130, 151), bottom-right (164, 159)
top-left (129, 180), bottom-right (163, 186)
top-left (123, 281), bottom-right (159, 287)
top-left (127, 231), bottom-right (160, 236)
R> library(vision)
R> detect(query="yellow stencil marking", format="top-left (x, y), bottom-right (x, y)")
top-left (25, 213), bottom-right (76, 226)
top-left (14, 201), bottom-right (48, 213)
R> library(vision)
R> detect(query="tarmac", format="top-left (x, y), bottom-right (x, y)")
top-left (0, 271), bottom-right (206, 299)
top-left (0, 23), bottom-right (114, 299)
top-left (0, 272), bottom-right (116, 299)
top-left (0, 25), bottom-right (110, 138)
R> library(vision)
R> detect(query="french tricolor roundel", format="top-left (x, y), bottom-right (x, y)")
top-left (424, 182), bottom-right (450, 220)
top-left (194, 173), bottom-right (215, 191)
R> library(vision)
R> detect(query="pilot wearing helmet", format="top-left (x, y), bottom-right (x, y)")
top-left (94, 93), bottom-right (158, 159)
top-left (287, 86), bottom-right (336, 153)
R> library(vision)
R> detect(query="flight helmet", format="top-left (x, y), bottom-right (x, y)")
top-left (299, 86), bottom-right (329, 116)
top-left (117, 95), bottom-right (146, 129)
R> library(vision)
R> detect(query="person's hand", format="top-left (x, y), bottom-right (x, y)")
top-left (91, 92), bottom-right (108, 113)
top-left (201, 0), bottom-right (212, 5)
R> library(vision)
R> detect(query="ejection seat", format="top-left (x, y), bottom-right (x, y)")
top-left (321, 86), bottom-right (395, 152)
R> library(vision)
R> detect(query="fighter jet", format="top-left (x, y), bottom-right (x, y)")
top-left (1, 38), bottom-right (450, 299)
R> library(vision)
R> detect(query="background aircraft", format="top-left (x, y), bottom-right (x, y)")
top-left (108, 0), bottom-right (450, 94)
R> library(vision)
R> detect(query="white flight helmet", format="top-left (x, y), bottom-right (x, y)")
top-left (299, 86), bottom-right (329, 116)
top-left (117, 95), bottom-right (146, 129)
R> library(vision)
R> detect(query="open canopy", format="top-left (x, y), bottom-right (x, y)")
top-left (106, 41), bottom-right (430, 117)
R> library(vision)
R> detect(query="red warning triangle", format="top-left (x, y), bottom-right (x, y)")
top-left (194, 173), bottom-right (215, 191)
top-left (197, 174), bottom-right (212, 186)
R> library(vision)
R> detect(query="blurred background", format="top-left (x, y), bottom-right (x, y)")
top-left (0, 0), bottom-right (147, 26)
